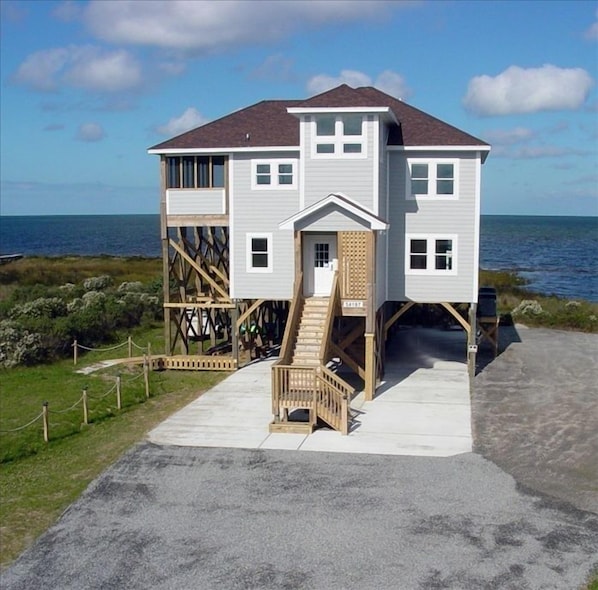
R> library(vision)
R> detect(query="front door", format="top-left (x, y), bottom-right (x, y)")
top-left (303, 233), bottom-right (337, 296)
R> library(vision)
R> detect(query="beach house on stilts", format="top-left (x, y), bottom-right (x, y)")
top-left (148, 84), bottom-right (490, 435)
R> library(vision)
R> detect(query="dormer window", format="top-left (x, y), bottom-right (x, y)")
top-left (313, 115), bottom-right (365, 158)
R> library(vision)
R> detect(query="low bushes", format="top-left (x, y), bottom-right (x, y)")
top-left (0, 270), bottom-right (162, 368)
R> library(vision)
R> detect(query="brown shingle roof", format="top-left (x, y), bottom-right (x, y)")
top-left (149, 84), bottom-right (488, 151)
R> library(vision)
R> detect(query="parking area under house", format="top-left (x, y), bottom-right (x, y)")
top-left (149, 327), bottom-right (473, 457)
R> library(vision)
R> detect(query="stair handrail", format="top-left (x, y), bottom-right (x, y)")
top-left (277, 271), bottom-right (303, 364)
top-left (318, 271), bottom-right (340, 364)
top-left (316, 366), bottom-right (354, 435)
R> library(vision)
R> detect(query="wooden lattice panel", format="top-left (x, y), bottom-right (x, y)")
top-left (339, 232), bottom-right (367, 299)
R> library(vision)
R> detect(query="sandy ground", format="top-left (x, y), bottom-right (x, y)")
top-left (473, 325), bottom-right (598, 515)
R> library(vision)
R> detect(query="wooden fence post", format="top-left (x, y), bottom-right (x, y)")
top-left (42, 402), bottom-right (49, 443)
top-left (147, 342), bottom-right (152, 359)
top-left (143, 356), bottom-right (150, 398)
top-left (128, 336), bottom-right (132, 358)
top-left (82, 388), bottom-right (88, 425)
top-left (73, 339), bottom-right (78, 365)
top-left (116, 375), bottom-right (122, 410)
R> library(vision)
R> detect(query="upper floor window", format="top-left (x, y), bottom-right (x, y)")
top-left (407, 159), bottom-right (458, 199)
top-left (252, 159), bottom-right (297, 189)
top-left (313, 115), bottom-right (365, 158)
top-left (406, 235), bottom-right (457, 275)
top-left (166, 156), bottom-right (226, 189)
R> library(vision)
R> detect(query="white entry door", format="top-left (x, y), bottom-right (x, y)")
top-left (303, 234), bottom-right (337, 296)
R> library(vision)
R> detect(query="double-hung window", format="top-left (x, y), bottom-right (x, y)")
top-left (406, 235), bottom-right (457, 275)
top-left (313, 115), bottom-right (365, 157)
top-left (407, 159), bottom-right (458, 199)
top-left (246, 233), bottom-right (273, 273)
top-left (252, 160), bottom-right (296, 189)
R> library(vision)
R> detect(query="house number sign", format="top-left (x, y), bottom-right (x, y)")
top-left (343, 300), bottom-right (364, 308)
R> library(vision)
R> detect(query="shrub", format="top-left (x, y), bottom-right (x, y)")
top-left (512, 299), bottom-right (544, 316)
top-left (83, 275), bottom-right (112, 291)
top-left (117, 281), bottom-right (144, 293)
top-left (9, 297), bottom-right (67, 320)
top-left (0, 321), bottom-right (45, 368)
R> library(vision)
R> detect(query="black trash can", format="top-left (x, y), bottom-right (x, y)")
top-left (478, 287), bottom-right (497, 317)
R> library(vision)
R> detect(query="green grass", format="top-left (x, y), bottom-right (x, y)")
top-left (479, 269), bottom-right (598, 333)
top-left (585, 572), bottom-right (598, 590)
top-left (0, 255), bottom-right (161, 288)
top-left (0, 326), bottom-right (225, 568)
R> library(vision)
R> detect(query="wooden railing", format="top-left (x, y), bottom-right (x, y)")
top-left (152, 355), bottom-right (237, 371)
top-left (278, 272), bottom-right (304, 364)
top-left (271, 363), bottom-right (353, 434)
top-left (319, 271), bottom-right (339, 364)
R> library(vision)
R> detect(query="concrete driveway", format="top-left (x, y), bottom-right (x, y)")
top-left (148, 327), bottom-right (472, 457)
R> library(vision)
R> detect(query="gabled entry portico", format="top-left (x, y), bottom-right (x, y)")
top-left (275, 193), bottom-right (389, 416)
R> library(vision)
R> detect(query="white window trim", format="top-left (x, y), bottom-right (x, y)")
top-left (406, 158), bottom-right (459, 200)
top-left (311, 115), bottom-right (367, 159)
top-left (246, 233), bottom-right (273, 273)
top-left (405, 234), bottom-right (458, 276)
top-left (251, 159), bottom-right (297, 190)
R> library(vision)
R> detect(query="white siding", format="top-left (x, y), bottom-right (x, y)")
top-left (166, 189), bottom-right (225, 215)
top-left (387, 151), bottom-right (480, 303)
top-left (230, 151), bottom-right (299, 299)
top-left (302, 115), bottom-right (376, 211)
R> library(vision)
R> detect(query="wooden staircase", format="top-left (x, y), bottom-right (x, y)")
top-left (270, 274), bottom-right (354, 435)
top-left (292, 297), bottom-right (328, 367)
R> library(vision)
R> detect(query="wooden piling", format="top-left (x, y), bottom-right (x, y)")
top-left (143, 357), bottom-right (150, 398)
top-left (73, 339), bottom-right (78, 365)
top-left (116, 375), bottom-right (122, 410)
top-left (82, 388), bottom-right (88, 425)
top-left (42, 402), bottom-right (49, 443)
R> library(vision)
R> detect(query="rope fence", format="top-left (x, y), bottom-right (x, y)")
top-left (0, 359), bottom-right (151, 446)
top-left (72, 336), bottom-right (152, 365)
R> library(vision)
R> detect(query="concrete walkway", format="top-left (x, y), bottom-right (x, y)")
top-left (149, 328), bottom-right (472, 457)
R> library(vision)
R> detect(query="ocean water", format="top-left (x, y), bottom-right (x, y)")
top-left (480, 216), bottom-right (597, 302)
top-left (1, 214), bottom-right (596, 301)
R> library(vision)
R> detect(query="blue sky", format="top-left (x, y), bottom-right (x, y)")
top-left (1, 0), bottom-right (596, 216)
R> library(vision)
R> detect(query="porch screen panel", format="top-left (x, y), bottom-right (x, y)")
top-left (339, 232), bottom-right (367, 299)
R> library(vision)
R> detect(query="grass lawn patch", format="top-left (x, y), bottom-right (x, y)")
top-left (0, 322), bottom-right (226, 569)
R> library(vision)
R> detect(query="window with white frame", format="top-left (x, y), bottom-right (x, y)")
top-left (252, 160), bottom-right (296, 189)
top-left (406, 235), bottom-right (457, 274)
top-left (246, 233), bottom-right (273, 272)
top-left (406, 159), bottom-right (458, 199)
top-left (313, 114), bottom-right (365, 157)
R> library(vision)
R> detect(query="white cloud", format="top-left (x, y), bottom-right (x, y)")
top-left (584, 9), bottom-right (598, 40)
top-left (463, 65), bottom-right (594, 116)
top-left (43, 123), bottom-right (65, 132)
top-left (83, 0), bottom-right (401, 52)
top-left (64, 47), bottom-right (142, 92)
top-left (492, 145), bottom-right (588, 159)
top-left (12, 45), bottom-right (143, 93)
top-left (307, 69), bottom-right (411, 98)
top-left (156, 107), bottom-right (208, 136)
top-left (250, 54), bottom-right (295, 82)
top-left (482, 127), bottom-right (535, 145)
top-left (76, 122), bottom-right (105, 142)
top-left (12, 48), bottom-right (69, 91)
top-left (308, 70), bottom-right (372, 95)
